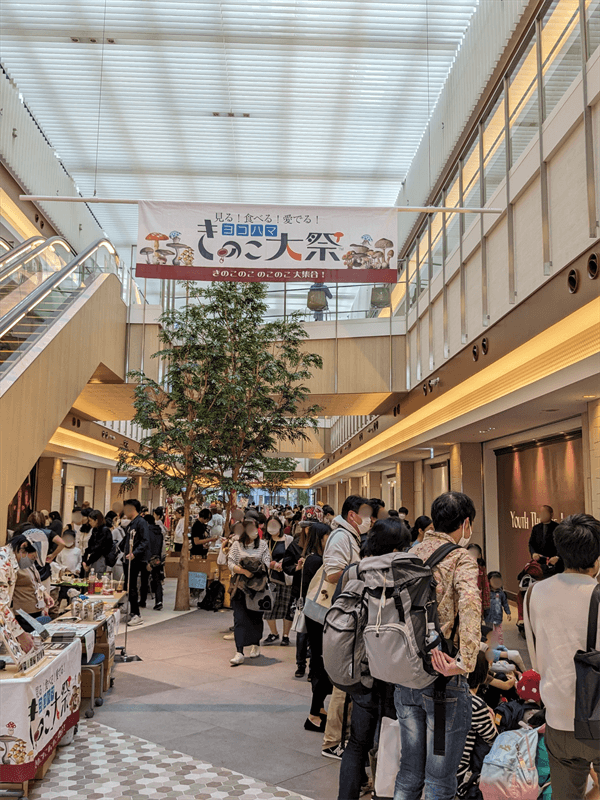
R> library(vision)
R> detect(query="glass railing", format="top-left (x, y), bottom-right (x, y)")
top-left (0, 237), bottom-right (74, 317)
top-left (0, 240), bottom-right (118, 375)
top-left (0, 236), bottom-right (46, 269)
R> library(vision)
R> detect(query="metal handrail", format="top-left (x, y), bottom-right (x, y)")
top-left (0, 238), bottom-right (118, 339)
top-left (0, 235), bottom-right (46, 267)
top-left (0, 236), bottom-right (73, 283)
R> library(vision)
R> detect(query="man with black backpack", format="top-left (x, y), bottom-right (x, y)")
top-left (393, 491), bottom-right (481, 800)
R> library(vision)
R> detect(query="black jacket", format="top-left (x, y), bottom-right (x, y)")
top-left (83, 525), bottom-right (114, 566)
top-left (528, 520), bottom-right (559, 559)
top-left (146, 522), bottom-right (163, 558)
top-left (119, 515), bottom-right (150, 562)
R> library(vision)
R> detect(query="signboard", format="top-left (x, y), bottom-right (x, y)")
top-left (495, 432), bottom-right (584, 594)
top-left (188, 571), bottom-right (208, 590)
top-left (136, 201), bottom-right (398, 283)
top-left (0, 641), bottom-right (81, 782)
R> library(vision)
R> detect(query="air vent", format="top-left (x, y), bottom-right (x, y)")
top-left (567, 268), bottom-right (579, 294)
top-left (588, 252), bottom-right (599, 280)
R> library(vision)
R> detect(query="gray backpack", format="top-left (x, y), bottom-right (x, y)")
top-left (323, 576), bottom-right (373, 695)
top-left (361, 545), bottom-right (460, 689)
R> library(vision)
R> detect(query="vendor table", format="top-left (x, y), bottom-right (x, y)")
top-left (0, 640), bottom-right (82, 793)
top-left (164, 553), bottom-right (231, 607)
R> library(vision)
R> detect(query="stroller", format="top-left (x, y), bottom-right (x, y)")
top-left (516, 557), bottom-right (546, 637)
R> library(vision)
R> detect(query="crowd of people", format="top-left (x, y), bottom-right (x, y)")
top-left (1, 493), bottom-right (598, 799)
top-left (212, 495), bottom-right (599, 800)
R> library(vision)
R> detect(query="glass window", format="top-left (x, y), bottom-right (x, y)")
top-left (588, 0), bottom-right (600, 57)
top-left (508, 34), bottom-right (539, 167)
top-left (483, 90), bottom-right (506, 203)
top-left (407, 245), bottom-right (418, 310)
top-left (417, 227), bottom-right (429, 297)
top-left (461, 134), bottom-right (482, 231)
top-left (542, 0), bottom-right (582, 120)
top-left (445, 171), bottom-right (461, 260)
top-left (431, 208), bottom-right (444, 281)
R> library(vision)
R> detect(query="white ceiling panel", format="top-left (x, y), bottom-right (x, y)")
top-left (1, 0), bottom-right (480, 303)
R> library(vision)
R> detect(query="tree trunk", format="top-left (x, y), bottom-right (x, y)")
top-left (174, 492), bottom-right (191, 611)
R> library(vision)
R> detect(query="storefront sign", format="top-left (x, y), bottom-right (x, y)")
top-left (495, 432), bottom-right (584, 594)
top-left (136, 201), bottom-right (398, 283)
top-left (0, 640), bottom-right (81, 782)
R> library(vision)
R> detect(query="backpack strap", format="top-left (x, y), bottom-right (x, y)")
top-left (525, 584), bottom-right (536, 651)
top-left (586, 584), bottom-right (600, 651)
top-left (424, 542), bottom-right (461, 570)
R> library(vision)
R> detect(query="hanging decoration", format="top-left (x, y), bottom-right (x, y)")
top-left (136, 201), bottom-right (398, 283)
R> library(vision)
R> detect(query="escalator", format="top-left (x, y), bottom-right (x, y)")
top-left (0, 238), bottom-right (127, 524)
top-left (0, 238), bottom-right (115, 373)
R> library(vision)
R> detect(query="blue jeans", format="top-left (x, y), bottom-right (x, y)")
top-left (393, 676), bottom-right (472, 800)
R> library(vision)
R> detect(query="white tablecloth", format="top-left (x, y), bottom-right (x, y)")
top-left (0, 639), bottom-right (81, 782)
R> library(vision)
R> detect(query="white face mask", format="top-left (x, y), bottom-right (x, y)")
top-left (458, 520), bottom-right (472, 548)
top-left (399, 513), bottom-right (406, 520)
top-left (355, 514), bottom-right (371, 535)
top-left (247, 529), bottom-right (259, 541)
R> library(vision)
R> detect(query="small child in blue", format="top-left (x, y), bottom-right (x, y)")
top-left (485, 571), bottom-right (511, 644)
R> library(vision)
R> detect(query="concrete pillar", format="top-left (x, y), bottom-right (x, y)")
top-left (328, 483), bottom-right (339, 515)
top-left (367, 472), bottom-right (381, 499)
top-left (36, 457), bottom-right (62, 513)
top-left (93, 469), bottom-right (112, 514)
top-left (413, 460), bottom-right (424, 519)
top-left (585, 399), bottom-right (600, 518)
top-left (449, 443), bottom-right (484, 548)
top-left (381, 475), bottom-right (392, 511)
top-left (399, 462), bottom-right (415, 517)
top-left (350, 477), bottom-right (361, 496)
top-left (341, 480), bottom-right (350, 507)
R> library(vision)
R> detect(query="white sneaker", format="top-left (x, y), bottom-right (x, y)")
top-left (230, 652), bottom-right (245, 666)
top-left (127, 615), bottom-right (144, 627)
top-left (249, 645), bottom-right (260, 658)
top-left (223, 633), bottom-right (235, 640)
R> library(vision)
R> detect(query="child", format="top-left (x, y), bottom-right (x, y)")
top-left (53, 529), bottom-right (82, 575)
top-left (481, 624), bottom-right (527, 674)
top-left (485, 570), bottom-right (511, 643)
top-left (466, 543), bottom-right (490, 621)
top-left (457, 650), bottom-right (498, 798)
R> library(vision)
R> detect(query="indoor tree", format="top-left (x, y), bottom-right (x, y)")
top-left (117, 280), bottom-right (322, 611)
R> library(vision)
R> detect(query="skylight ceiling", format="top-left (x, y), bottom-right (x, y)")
top-left (1, 0), bottom-right (480, 264)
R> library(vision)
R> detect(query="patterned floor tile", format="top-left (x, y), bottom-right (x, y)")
top-left (28, 721), bottom-right (311, 800)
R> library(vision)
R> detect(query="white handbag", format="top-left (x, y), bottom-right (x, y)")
top-left (374, 717), bottom-right (401, 799)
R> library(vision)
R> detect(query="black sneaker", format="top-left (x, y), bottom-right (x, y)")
top-left (281, 636), bottom-right (290, 646)
top-left (322, 744), bottom-right (345, 761)
top-left (153, 603), bottom-right (163, 610)
top-left (139, 603), bottom-right (146, 609)
top-left (263, 633), bottom-right (279, 644)
top-left (295, 667), bottom-right (306, 678)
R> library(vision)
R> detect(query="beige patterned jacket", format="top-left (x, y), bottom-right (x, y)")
top-left (0, 545), bottom-right (25, 638)
top-left (413, 531), bottom-right (482, 673)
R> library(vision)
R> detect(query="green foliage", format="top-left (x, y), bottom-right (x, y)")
top-left (116, 281), bottom-right (323, 507)
top-left (297, 489), bottom-right (311, 507)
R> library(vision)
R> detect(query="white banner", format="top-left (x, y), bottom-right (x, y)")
top-left (0, 640), bottom-right (81, 781)
top-left (136, 201), bottom-right (398, 283)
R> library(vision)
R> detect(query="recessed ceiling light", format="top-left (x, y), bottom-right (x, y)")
top-left (583, 395), bottom-right (596, 398)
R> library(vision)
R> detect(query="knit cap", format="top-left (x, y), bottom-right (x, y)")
top-left (516, 670), bottom-right (541, 703)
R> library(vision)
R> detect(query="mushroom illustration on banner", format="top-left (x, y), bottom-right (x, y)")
top-left (145, 232), bottom-right (172, 265)
top-left (373, 238), bottom-right (394, 269)
top-left (168, 231), bottom-right (192, 265)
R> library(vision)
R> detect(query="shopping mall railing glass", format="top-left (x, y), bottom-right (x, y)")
top-left (0, 240), bottom-right (118, 376)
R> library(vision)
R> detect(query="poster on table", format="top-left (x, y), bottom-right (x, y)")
top-left (136, 201), bottom-right (398, 283)
top-left (0, 640), bottom-right (81, 782)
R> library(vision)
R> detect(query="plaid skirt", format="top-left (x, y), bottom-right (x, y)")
top-left (263, 580), bottom-right (294, 621)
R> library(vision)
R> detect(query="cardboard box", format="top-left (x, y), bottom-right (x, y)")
top-left (81, 662), bottom-right (103, 699)
top-left (164, 557), bottom-right (179, 579)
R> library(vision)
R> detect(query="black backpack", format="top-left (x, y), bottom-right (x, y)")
top-left (105, 541), bottom-right (120, 569)
top-left (574, 583), bottom-right (600, 745)
top-left (199, 579), bottom-right (225, 612)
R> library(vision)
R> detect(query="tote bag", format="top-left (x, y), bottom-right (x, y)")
top-left (574, 583), bottom-right (600, 745)
top-left (304, 528), bottom-right (356, 624)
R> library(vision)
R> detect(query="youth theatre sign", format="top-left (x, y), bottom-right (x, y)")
top-left (136, 201), bottom-right (398, 283)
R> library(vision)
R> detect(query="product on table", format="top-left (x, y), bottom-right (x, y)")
top-left (88, 569), bottom-right (96, 594)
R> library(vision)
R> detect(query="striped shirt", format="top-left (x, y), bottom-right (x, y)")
top-left (457, 694), bottom-right (497, 784)
top-left (227, 539), bottom-right (271, 573)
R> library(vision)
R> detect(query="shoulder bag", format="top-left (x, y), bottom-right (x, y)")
top-left (303, 529), bottom-right (355, 624)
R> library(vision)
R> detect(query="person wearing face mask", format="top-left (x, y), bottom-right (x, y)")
top-left (398, 506), bottom-right (410, 527)
top-left (524, 513), bottom-right (600, 799)
top-left (0, 532), bottom-right (50, 653)
top-left (321, 495), bottom-right (373, 761)
top-left (393, 491), bottom-right (480, 800)
top-left (262, 516), bottom-right (296, 646)
top-left (227, 518), bottom-right (271, 666)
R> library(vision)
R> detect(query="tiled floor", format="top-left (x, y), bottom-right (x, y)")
top-left (29, 720), bottom-right (312, 799)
